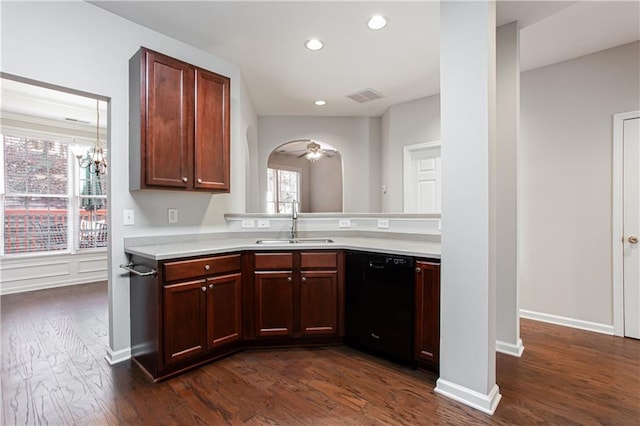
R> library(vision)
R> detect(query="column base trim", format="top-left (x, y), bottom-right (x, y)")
top-left (496, 338), bottom-right (524, 357)
top-left (105, 347), bottom-right (131, 365)
top-left (435, 379), bottom-right (502, 415)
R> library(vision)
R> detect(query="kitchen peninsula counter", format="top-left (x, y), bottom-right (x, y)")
top-left (125, 236), bottom-right (441, 261)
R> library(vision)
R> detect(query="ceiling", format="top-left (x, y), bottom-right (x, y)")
top-left (91, 0), bottom-right (639, 117)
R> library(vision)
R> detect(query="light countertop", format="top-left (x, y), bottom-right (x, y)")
top-left (125, 236), bottom-right (441, 261)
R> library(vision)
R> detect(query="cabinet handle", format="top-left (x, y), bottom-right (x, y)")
top-left (415, 267), bottom-right (422, 274)
top-left (182, 177), bottom-right (188, 183)
top-left (287, 277), bottom-right (292, 282)
top-left (201, 286), bottom-right (207, 292)
top-left (204, 264), bottom-right (210, 271)
top-left (301, 277), bottom-right (306, 282)
top-left (197, 178), bottom-right (203, 184)
top-left (209, 284), bottom-right (214, 289)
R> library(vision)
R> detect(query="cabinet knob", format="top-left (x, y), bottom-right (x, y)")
top-left (201, 286), bottom-right (207, 292)
top-left (209, 284), bottom-right (214, 289)
top-left (629, 236), bottom-right (639, 244)
top-left (204, 265), bottom-right (210, 271)
top-left (301, 277), bottom-right (307, 282)
top-left (197, 178), bottom-right (203, 184)
top-left (287, 277), bottom-right (292, 282)
top-left (182, 177), bottom-right (188, 183)
top-left (415, 267), bottom-right (422, 274)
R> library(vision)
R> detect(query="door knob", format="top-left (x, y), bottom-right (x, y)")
top-left (629, 236), bottom-right (639, 244)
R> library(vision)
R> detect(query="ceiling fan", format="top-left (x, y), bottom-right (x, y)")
top-left (294, 141), bottom-right (337, 162)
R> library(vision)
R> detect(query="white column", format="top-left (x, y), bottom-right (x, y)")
top-left (495, 21), bottom-right (524, 357)
top-left (436, 0), bottom-right (501, 415)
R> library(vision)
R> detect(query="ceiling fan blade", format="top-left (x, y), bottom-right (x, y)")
top-left (297, 153), bottom-right (307, 158)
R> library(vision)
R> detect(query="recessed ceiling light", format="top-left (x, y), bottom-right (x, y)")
top-left (367, 15), bottom-right (388, 30)
top-left (314, 100), bottom-right (327, 106)
top-left (305, 39), bottom-right (324, 51)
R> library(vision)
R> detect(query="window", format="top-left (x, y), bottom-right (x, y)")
top-left (2, 134), bottom-right (108, 256)
top-left (266, 167), bottom-right (300, 214)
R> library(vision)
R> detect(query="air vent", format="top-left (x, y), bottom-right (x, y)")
top-left (345, 88), bottom-right (384, 103)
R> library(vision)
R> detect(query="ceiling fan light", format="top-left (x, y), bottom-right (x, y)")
top-left (305, 150), bottom-right (323, 162)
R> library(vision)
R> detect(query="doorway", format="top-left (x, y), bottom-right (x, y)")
top-left (403, 141), bottom-right (441, 213)
top-left (613, 111), bottom-right (640, 338)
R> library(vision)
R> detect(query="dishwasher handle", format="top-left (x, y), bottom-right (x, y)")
top-left (368, 261), bottom-right (386, 270)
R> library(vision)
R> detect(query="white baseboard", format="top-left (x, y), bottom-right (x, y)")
top-left (496, 338), bottom-right (524, 357)
top-left (105, 347), bottom-right (131, 365)
top-left (434, 379), bottom-right (502, 415)
top-left (520, 309), bottom-right (614, 335)
top-left (0, 277), bottom-right (107, 295)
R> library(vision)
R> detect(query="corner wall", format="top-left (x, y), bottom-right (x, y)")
top-left (380, 95), bottom-right (441, 213)
top-left (0, 1), bottom-right (258, 359)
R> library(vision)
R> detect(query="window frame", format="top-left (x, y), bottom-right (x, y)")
top-left (267, 165), bottom-right (301, 214)
top-left (1, 125), bottom-right (108, 258)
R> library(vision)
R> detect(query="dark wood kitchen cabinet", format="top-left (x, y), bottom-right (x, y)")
top-left (246, 251), bottom-right (344, 342)
top-left (129, 47), bottom-right (230, 192)
top-left (129, 253), bottom-right (242, 381)
top-left (414, 260), bottom-right (441, 370)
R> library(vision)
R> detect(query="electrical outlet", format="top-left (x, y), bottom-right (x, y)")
top-left (167, 208), bottom-right (178, 224)
top-left (339, 219), bottom-right (351, 228)
top-left (241, 219), bottom-right (255, 228)
top-left (123, 209), bottom-right (134, 226)
top-left (377, 219), bottom-right (389, 229)
top-left (257, 219), bottom-right (270, 229)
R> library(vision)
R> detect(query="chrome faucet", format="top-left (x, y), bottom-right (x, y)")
top-left (290, 199), bottom-right (298, 240)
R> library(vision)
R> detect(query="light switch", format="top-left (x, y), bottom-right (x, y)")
top-left (339, 219), bottom-right (351, 228)
top-left (123, 209), bottom-right (135, 226)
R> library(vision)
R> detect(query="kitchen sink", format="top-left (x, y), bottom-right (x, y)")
top-left (255, 238), bottom-right (334, 244)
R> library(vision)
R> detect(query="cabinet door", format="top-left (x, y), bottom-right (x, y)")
top-left (300, 270), bottom-right (338, 336)
top-left (255, 271), bottom-right (294, 337)
top-left (414, 261), bottom-right (441, 365)
top-left (163, 279), bottom-right (207, 365)
top-left (207, 272), bottom-right (242, 349)
top-left (194, 68), bottom-right (230, 191)
top-left (144, 50), bottom-right (194, 188)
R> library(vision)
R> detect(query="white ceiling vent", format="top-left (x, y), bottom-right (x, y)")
top-left (346, 88), bottom-right (384, 103)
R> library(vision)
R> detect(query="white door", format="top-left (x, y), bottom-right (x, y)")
top-left (403, 142), bottom-right (441, 213)
top-left (623, 117), bottom-right (640, 339)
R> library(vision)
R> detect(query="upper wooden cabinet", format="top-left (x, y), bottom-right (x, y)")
top-left (129, 47), bottom-right (230, 192)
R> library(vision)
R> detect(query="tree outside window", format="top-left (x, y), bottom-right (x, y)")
top-left (267, 167), bottom-right (300, 214)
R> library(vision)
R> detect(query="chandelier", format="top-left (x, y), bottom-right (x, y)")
top-left (75, 99), bottom-right (107, 176)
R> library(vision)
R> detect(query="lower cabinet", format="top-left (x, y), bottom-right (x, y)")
top-left (129, 253), bottom-right (242, 380)
top-left (414, 260), bottom-right (441, 368)
top-left (250, 250), bottom-right (343, 341)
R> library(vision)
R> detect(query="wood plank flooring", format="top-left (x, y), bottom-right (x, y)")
top-left (2, 282), bottom-right (639, 425)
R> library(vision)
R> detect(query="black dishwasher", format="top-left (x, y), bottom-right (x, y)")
top-left (345, 251), bottom-right (415, 364)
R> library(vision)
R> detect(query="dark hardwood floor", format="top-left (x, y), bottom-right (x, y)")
top-left (2, 282), bottom-right (639, 425)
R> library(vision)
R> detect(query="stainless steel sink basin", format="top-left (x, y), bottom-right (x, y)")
top-left (255, 238), bottom-right (334, 244)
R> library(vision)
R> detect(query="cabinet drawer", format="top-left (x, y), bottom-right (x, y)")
top-left (164, 254), bottom-right (241, 282)
top-left (300, 252), bottom-right (338, 269)
top-left (254, 253), bottom-right (293, 270)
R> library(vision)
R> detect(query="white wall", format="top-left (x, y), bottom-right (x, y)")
top-left (258, 116), bottom-right (380, 213)
top-left (0, 1), bottom-right (257, 360)
top-left (519, 41), bottom-right (640, 328)
top-left (309, 155), bottom-right (343, 212)
top-left (380, 95), bottom-right (441, 212)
